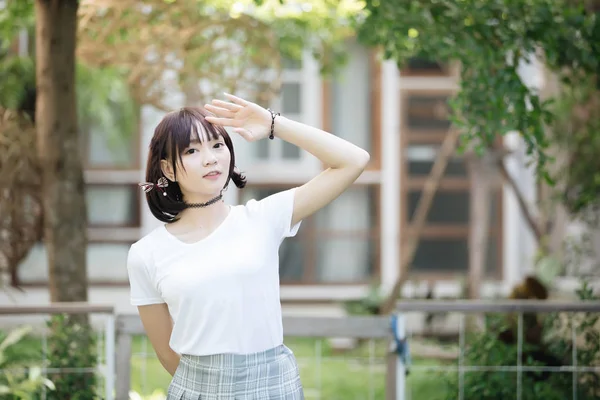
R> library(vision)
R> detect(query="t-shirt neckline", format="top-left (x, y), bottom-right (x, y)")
top-left (162, 205), bottom-right (236, 246)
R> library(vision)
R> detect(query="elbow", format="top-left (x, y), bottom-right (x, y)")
top-left (354, 149), bottom-right (370, 169)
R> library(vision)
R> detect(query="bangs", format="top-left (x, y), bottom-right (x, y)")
top-left (163, 107), bottom-right (224, 179)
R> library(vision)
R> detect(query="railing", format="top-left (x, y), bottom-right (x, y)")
top-left (116, 314), bottom-right (394, 399)
top-left (0, 303), bottom-right (115, 400)
top-left (393, 300), bottom-right (600, 400)
top-left (1, 301), bottom-right (599, 399)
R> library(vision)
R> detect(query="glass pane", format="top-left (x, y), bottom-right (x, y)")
top-left (408, 160), bottom-right (467, 176)
top-left (413, 238), bottom-right (468, 272)
top-left (316, 237), bottom-right (375, 282)
top-left (406, 94), bottom-right (451, 131)
top-left (86, 185), bottom-right (139, 226)
top-left (85, 126), bottom-right (136, 168)
top-left (315, 186), bottom-right (377, 230)
top-left (87, 243), bottom-right (131, 281)
top-left (412, 236), bottom-right (499, 273)
top-left (279, 237), bottom-right (305, 281)
top-left (408, 189), bottom-right (499, 226)
top-left (18, 243), bottom-right (132, 282)
top-left (330, 41), bottom-right (372, 152)
top-left (406, 145), bottom-right (466, 177)
top-left (282, 83), bottom-right (301, 114)
top-left (408, 191), bottom-right (469, 224)
top-left (405, 57), bottom-right (447, 75)
top-left (282, 142), bottom-right (301, 159)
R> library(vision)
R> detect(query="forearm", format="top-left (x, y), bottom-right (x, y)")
top-left (274, 116), bottom-right (370, 168)
top-left (158, 351), bottom-right (181, 376)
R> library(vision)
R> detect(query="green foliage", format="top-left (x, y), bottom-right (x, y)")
top-left (343, 284), bottom-right (385, 315)
top-left (0, 326), bottom-right (55, 400)
top-left (44, 315), bottom-right (98, 400)
top-left (0, 0), bottom-right (34, 54)
top-left (550, 74), bottom-right (600, 215)
top-left (356, 0), bottom-right (600, 197)
top-left (440, 281), bottom-right (600, 399)
top-left (75, 63), bottom-right (137, 148)
top-left (251, 0), bottom-right (362, 74)
top-left (0, 56), bottom-right (34, 111)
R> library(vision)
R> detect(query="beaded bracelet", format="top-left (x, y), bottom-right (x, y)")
top-left (266, 108), bottom-right (280, 140)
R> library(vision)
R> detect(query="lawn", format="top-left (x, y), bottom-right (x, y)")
top-left (130, 336), bottom-right (452, 399)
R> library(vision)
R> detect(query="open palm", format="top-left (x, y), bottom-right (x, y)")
top-left (204, 93), bottom-right (272, 142)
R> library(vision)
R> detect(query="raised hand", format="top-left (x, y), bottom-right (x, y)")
top-left (204, 93), bottom-right (272, 142)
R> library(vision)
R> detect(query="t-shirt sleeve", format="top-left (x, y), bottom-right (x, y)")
top-left (127, 244), bottom-right (165, 306)
top-left (248, 188), bottom-right (302, 241)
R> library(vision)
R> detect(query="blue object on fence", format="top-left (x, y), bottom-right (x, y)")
top-left (391, 314), bottom-right (411, 371)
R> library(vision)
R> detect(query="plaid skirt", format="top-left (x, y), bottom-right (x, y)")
top-left (167, 344), bottom-right (304, 400)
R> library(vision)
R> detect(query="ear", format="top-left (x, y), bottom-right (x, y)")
top-left (160, 159), bottom-right (176, 182)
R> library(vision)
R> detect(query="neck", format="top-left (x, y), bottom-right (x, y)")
top-left (177, 191), bottom-right (228, 226)
top-left (177, 198), bottom-right (229, 227)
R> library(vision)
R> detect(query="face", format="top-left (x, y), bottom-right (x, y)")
top-left (163, 123), bottom-right (231, 199)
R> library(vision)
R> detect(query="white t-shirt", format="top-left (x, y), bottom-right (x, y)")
top-left (127, 188), bottom-right (301, 356)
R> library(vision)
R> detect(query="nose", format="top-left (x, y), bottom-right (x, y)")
top-left (202, 149), bottom-right (218, 167)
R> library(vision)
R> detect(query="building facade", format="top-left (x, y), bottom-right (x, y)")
top-left (8, 39), bottom-right (550, 315)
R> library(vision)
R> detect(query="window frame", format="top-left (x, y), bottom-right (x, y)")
top-left (85, 183), bottom-right (142, 229)
top-left (399, 88), bottom-right (504, 279)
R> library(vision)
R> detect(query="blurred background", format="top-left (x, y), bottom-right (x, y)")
top-left (1, 0), bottom-right (599, 399)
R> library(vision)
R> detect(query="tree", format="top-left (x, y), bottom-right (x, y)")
top-left (355, 0), bottom-right (600, 308)
top-left (35, 0), bottom-right (85, 304)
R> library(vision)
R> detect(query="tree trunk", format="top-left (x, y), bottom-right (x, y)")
top-left (35, 0), bottom-right (87, 303)
top-left (467, 155), bottom-right (491, 299)
top-left (380, 128), bottom-right (461, 314)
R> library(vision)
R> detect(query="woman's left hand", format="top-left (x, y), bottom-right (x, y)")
top-left (204, 93), bottom-right (272, 142)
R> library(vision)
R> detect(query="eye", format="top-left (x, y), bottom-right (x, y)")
top-left (214, 142), bottom-right (225, 149)
top-left (185, 148), bottom-right (197, 154)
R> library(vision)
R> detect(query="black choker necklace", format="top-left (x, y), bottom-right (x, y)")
top-left (184, 193), bottom-right (223, 208)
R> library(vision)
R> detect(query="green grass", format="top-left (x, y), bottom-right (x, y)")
top-left (130, 336), bottom-right (451, 399)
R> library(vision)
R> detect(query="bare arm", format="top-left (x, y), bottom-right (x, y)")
top-left (272, 116), bottom-right (370, 226)
top-left (137, 304), bottom-right (180, 376)
top-left (204, 94), bottom-right (370, 226)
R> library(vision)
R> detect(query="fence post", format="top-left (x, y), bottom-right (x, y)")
top-left (391, 313), bottom-right (407, 400)
top-left (104, 314), bottom-right (115, 400)
top-left (115, 327), bottom-right (132, 400)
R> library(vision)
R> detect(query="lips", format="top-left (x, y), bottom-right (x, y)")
top-left (203, 171), bottom-right (221, 178)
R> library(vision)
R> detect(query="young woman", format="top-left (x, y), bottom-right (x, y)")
top-left (127, 93), bottom-right (370, 399)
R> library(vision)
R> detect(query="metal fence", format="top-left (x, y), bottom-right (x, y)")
top-left (116, 314), bottom-right (393, 400)
top-left (1, 301), bottom-right (599, 400)
top-left (393, 300), bottom-right (600, 400)
top-left (0, 303), bottom-right (115, 400)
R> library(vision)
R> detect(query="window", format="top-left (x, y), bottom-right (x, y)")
top-left (401, 90), bottom-right (503, 277)
top-left (254, 58), bottom-right (305, 162)
top-left (80, 105), bottom-right (140, 170)
top-left (239, 185), bottom-right (380, 284)
top-left (86, 184), bottom-right (141, 228)
top-left (401, 55), bottom-right (457, 77)
top-left (18, 242), bottom-right (133, 284)
top-left (324, 41), bottom-right (380, 169)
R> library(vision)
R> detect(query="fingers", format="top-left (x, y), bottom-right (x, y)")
top-left (223, 92), bottom-right (250, 106)
top-left (204, 116), bottom-right (241, 127)
top-left (210, 99), bottom-right (243, 112)
top-left (204, 104), bottom-right (235, 118)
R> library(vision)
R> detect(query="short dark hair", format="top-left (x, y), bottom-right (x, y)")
top-left (144, 106), bottom-right (246, 223)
